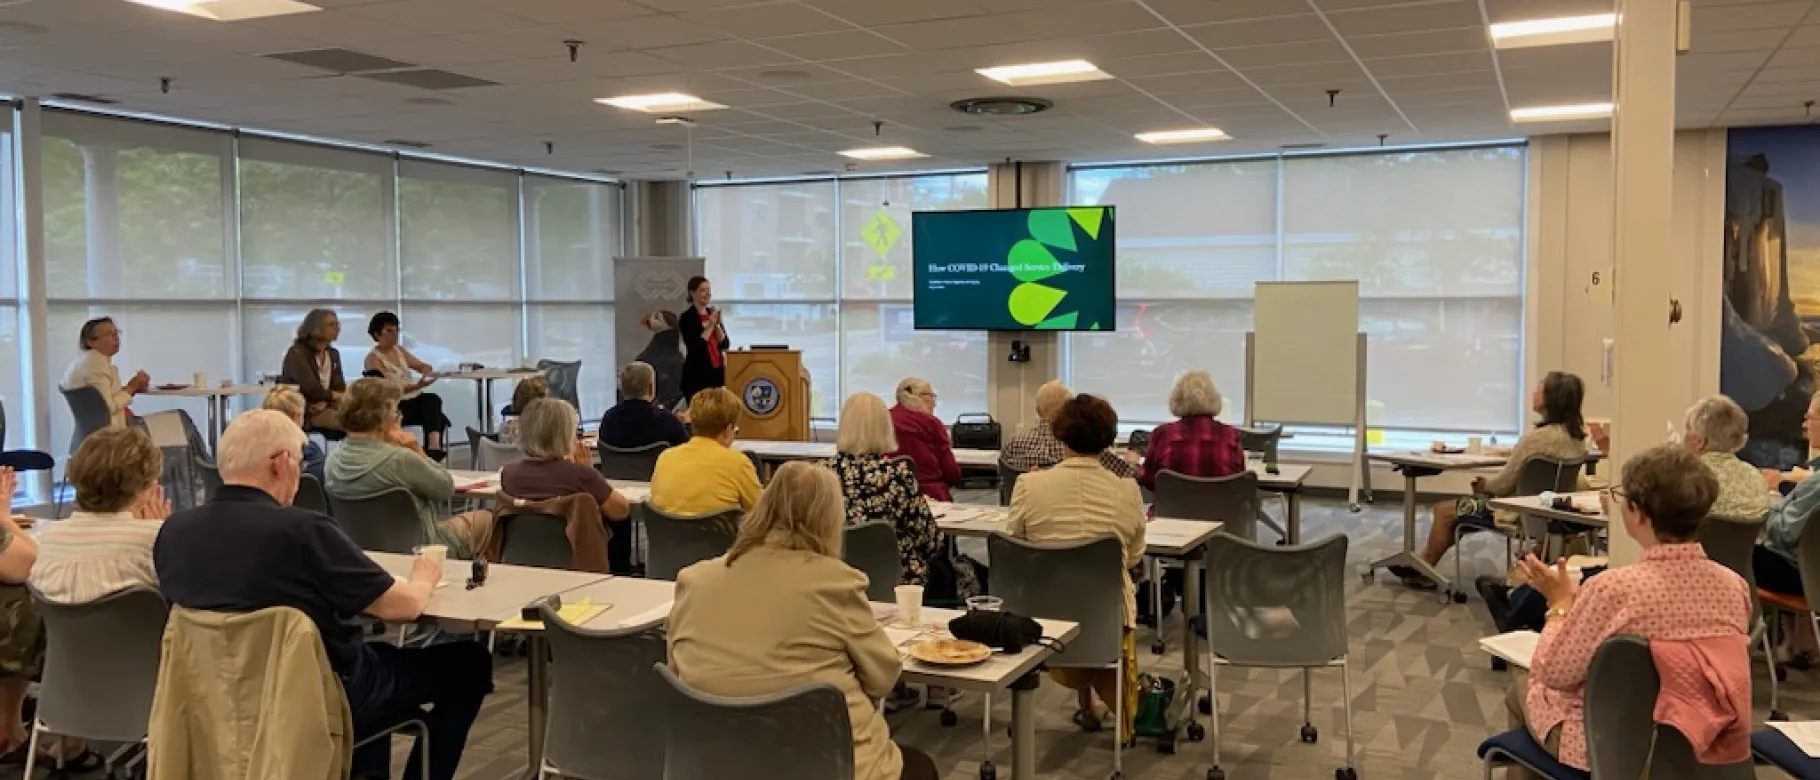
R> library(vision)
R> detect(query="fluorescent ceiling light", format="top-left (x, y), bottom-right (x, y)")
top-left (1136, 127), bottom-right (1230, 145)
top-left (976, 59), bottom-right (1111, 87)
top-left (839, 146), bottom-right (927, 161)
top-left (1490, 13), bottom-right (1616, 49)
top-left (1510, 102), bottom-right (1614, 122)
top-left (124, 0), bottom-right (321, 21)
top-left (597, 93), bottom-right (728, 113)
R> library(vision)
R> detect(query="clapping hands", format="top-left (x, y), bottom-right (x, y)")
top-left (132, 485), bottom-right (171, 521)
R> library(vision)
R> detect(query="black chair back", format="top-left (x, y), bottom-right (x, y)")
top-left (841, 521), bottom-right (900, 601)
top-left (32, 587), bottom-right (169, 743)
top-left (538, 359), bottom-right (583, 413)
top-left (499, 511), bottom-right (576, 570)
top-left (1126, 429), bottom-right (1151, 457)
top-left (643, 505), bottom-right (742, 581)
top-left (599, 442), bottom-right (667, 481)
top-left (327, 490), bottom-right (424, 553)
top-left (996, 461), bottom-right (1025, 506)
top-left (294, 474), bottom-right (330, 516)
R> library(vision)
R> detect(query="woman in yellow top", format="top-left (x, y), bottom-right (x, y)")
top-left (1006, 393), bottom-right (1147, 740)
top-left (667, 462), bottom-right (938, 780)
top-left (648, 387), bottom-right (762, 515)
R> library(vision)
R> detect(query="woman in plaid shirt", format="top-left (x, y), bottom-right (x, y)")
top-left (1137, 371), bottom-right (1246, 490)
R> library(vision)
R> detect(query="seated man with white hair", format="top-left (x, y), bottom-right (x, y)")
top-left (1000, 379), bottom-right (1138, 478)
top-left (598, 360), bottom-right (688, 450)
top-left (154, 410), bottom-right (493, 780)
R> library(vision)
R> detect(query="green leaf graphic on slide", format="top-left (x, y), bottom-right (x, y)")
top-left (1006, 207), bottom-right (1109, 326)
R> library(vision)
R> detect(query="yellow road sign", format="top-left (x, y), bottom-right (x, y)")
top-left (860, 210), bottom-right (901, 257)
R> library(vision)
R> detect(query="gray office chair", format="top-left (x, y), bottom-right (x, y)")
top-left (1126, 428), bottom-right (1151, 457)
top-left (1236, 425), bottom-right (1289, 539)
top-left (652, 663), bottom-right (853, 780)
top-left (538, 359), bottom-right (583, 414)
top-left (1453, 456), bottom-right (1584, 603)
top-left (473, 436), bottom-right (525, 472)
top-left (842, 521), bottom-right (901, 602)
top-left (24, 587), bottom-right (169, 779)
top-left (1696, 512), bottom-right (1777, 717)
top-left (59, 386), bottom-right (113, 456)
top-left (598, 442), bottom-right (667, 481)
top-left (1154, 470), bottom-right (1261, 540)
top-left (499, 511), bottom-right (575, 570)
top-left (197, 458), bottom-right (222, 502)
top-left (132, 409), bottom-right (215, 514)
top-left (0, 398), bottom-right (55, 510)
top-left (295, 474), bottom-right (330, 516)
top-left (1583, 635), bottom-right (1756, 780)
top-left (538, 606), bottom-right (667, 780)
top-left (1202, 533), bottom-right (1354, 780)
top-left (643, 505), bottom-right (742, 581)
top-left (988, 532), bottom-right (1129, 777)
top-left (328, 489), bottom-right (425, 554)
top-left (996, 461), bottom-right (1025, 506)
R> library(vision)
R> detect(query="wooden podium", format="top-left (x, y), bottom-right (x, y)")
top-left (726, 349), bottom-right (812, 441)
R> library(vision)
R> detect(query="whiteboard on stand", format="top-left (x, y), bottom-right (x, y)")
top-left (1251, 281), bottom-right (1360, 426)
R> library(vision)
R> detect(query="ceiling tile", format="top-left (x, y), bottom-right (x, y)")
top-left (996, 2), bottom-right (1166, 37)
top-left (347, 0), bottom-right (533, 35)
top-left (481, 0), bottom-right (654, 24)
top-left (1183, 15), bottom-right (1335, 48)
top-left (1324, 2), bottom-right (1485, 36)
top-left (1216, 39), bottom-right (1355, 69)
top-left (755, 30), bottom-right (907, 60)
top-left (1691, 1), bottom-right (1816, 33)
top-left (1242, 60), bottom-right (1370, 87)
top-left (1345, 26), bottom-right (1487, 58)
top-left (1362, 50), bottom-right (1492, 76)
top-left (1141, 0), bottom-right (1306, 26)
top-left (678, 3), bottom-right (857, 36)
top-left (1104, 51), bottom-right (1230, 77)
top-left (1378, 69), bottom-right (1501, 92)
top-left (569, 14), bottom-right (729, 49)
top-left (801, 0), bottom-right (988, 26)
top-left (871, 16), bottom-right (1045, 48)
top-left (648, 40), bottom-right (799, 69)
top-left (1072, 29), bottom-right (1200, 59)
top-left (1125, 70), bottom-right (1252, 95)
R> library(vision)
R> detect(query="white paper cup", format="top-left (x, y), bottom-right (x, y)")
top-left (894, 584), bottom-right (924, 626)
top-left (192, 372), bottom-right (207, 388)
top-left (1467, 436), bottom-right (1483, 454)
top-left (412, 543), bottom-right (448, 569)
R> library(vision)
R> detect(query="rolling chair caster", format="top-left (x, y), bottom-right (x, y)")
top-left (940, 708), bottom-right (958, 727)
top-left (1336, 768), bottom-right (1358, 780)
top-left (1151, 640), bottom-right (1166, 655)
top-left (1157, 735), bottom-right (1176, 754)
top-left (1450, 590), bottom-right (1468, 604)
top-left (1187, 722), bottom-right (1206, 741)
top-left (1300, 723), bottom-right (1318, 743)
top-left (1207, 767), bottom-right (1227, 780)
top-left (1773, 709), bottom-right (1789, 721)
top-left (979, 762), bottom-right (996, 780)
top-left (1198, 693), bottom-right (1211, 715)
top-left (1490, 657), bottom-right (1508, 672)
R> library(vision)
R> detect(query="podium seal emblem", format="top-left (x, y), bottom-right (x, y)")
top-left (742, 377), bottom-right (780, 417)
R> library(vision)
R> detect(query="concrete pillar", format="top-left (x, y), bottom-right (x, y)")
top-left (985, 161), bottom-right (1066, 426)
top-left (1605, 0), bottom-right (1681, 566)
top-left (627, 180), bottom-right (693, 257)
top-left (79, 144), bottom-right (122, 298)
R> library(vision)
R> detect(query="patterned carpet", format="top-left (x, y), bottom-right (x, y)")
top-left (12, 492), bottom-right (1811, 779)
top-left (445, 491), bottom-right (1820, 780)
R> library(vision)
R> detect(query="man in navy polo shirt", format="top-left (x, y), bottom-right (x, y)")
top-left (155, 410), bottom-right (492, 780)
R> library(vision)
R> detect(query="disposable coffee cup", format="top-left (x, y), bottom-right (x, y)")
top-left (413, 543), bottom-right (448, 569)
top-left (1467, 436), bottom-right (1483, 454)
top-left (894, 584), bottom-right (924, 626)
top-left (192, 372), bottom-right (207, 388)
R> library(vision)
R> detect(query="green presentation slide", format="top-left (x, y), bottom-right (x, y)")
top-left (911, 206), bottom-right (1116, 331)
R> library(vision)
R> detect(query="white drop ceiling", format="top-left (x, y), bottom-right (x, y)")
top-left (0, 0), bottom-right (1815, 179)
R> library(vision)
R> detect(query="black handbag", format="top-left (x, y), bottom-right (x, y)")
top-left (947, 609), bottom-right (1061, 654)
top-left (950, 413), bottom-right (1002, 450)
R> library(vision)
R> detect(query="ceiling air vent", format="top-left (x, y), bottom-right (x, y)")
top-left (49, 92), bottom-right (117, 105)
top-left (383, 139), bottom-right (432, 149)
top-left (263, 48), bottom-right (414, 74)
top-left (950, 97), bottom-right (1052, 116)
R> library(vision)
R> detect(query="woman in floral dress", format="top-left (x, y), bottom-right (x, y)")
top-left (828, 393), bottom-right (943, 587)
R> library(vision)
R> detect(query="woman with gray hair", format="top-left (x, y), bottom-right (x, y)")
top-left (279, 308), bottom-right (346, 431)
top-left (502, 398), bottom-right (633, 571)
top-left (1138, 370), bottom-right (1245, 491)
top-left (890, 377), bottom-right (961, 501)
top-left (1684, 394), bottom-right (1773, 520)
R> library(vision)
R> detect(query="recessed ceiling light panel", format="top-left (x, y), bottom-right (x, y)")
top-left (125, 0), bottom-right (322, 20)
top-left (976, 59), bottom-right (1111, 87)
top-left (1510, 102), bottom-right (1614, 122)
top-left (1135, 127), bottom-right (1230, 144)
top-left (598, 93), bottom-right (727, 113)
top-left (1490, 13), bottom-right (1616, 49)
top-left (839, 146), bottom-right (927, 161)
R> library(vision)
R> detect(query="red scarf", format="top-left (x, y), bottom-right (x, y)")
top-left (700, 310), bottom-right (723, 369)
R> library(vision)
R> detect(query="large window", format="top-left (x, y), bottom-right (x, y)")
top-left (1066, 145), bottom-right (1526, 437)
top-left (26, 109), bottom-right (624, 462)
top-left (694, 173), bottom-right (991, 421)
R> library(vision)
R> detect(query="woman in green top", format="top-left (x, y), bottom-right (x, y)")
top-left (324, 379), bottom-right (494, 558)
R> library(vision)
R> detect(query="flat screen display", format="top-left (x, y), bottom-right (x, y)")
top-left (911, 206), bottom-right (1116, 331)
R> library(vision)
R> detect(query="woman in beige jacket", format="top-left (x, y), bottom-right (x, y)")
top-left (668, 461), bottom-right (938, 780)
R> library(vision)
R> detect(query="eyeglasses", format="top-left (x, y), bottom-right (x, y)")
top-left (1603, 485), bottom-right (1627, 502)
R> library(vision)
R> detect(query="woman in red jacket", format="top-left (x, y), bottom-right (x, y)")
top-left (889, 377), bottom-right (962, 502)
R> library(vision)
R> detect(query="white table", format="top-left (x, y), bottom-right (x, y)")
top-left (366, 550), bottom-right (608, 774)
top-left (733, 439), bottom-right (1001, 470)
top-left (439, 369), bottom-right (543, 434)
top-left (1364, 451), bottom-right (1508, 600)
top-left (141, 383), bottom-right (282, 452)
top-left (555, 577), bottom-right (1079, 780)
top-left (1488, 492), bottom-right (1609, 528)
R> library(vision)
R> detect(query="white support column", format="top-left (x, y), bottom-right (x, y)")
top-left (18, 100), bottom-right (52, 497)
top-left (1605, 0), bottom-right (1681, 566)
top-left (985, 161), bottom-right (1065, 426)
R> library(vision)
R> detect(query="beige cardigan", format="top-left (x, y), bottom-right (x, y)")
top-left (1007, 457), bottom-right (1149, 628)
top-left (668, 546), bottom-right (903, 780)
top-left (148, 606), bottom-right (352, 780)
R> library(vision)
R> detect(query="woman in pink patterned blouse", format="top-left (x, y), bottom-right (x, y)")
top-left (1509, 444), bottom-right (1752, 775)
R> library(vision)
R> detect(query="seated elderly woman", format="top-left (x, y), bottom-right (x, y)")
top-left (649, 387), bottom-right (762, 516)
top-left (829, 392), bottom-right (943, 586)
top-left (498, 376), bottom-right (549, 445)
top-left (1481, 394), bottom-right (1773, 633)
top-left (1511, 444), bottom-right (1751, 776)
top-left (1138, 370), bottom-right (1244, 491)
top-left (500, 398), bottom-right (633, 572)
top-left (262, 386), bottom-right (326, 484)
top-left (1003, 380), bottom-right (1138, 478)
top-left (890, 377), bottom-right (961, 501)
top-left (668, 461), bottom-right (940, 780)
top-left (1754, 389), bottom-right (1820, 661)
top-left (1008, 394), bottom-right (1146, 740)
top-left (32, 427), bottom-right (170, 605)
top-left (325, 379), bottom-right (494, 559)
